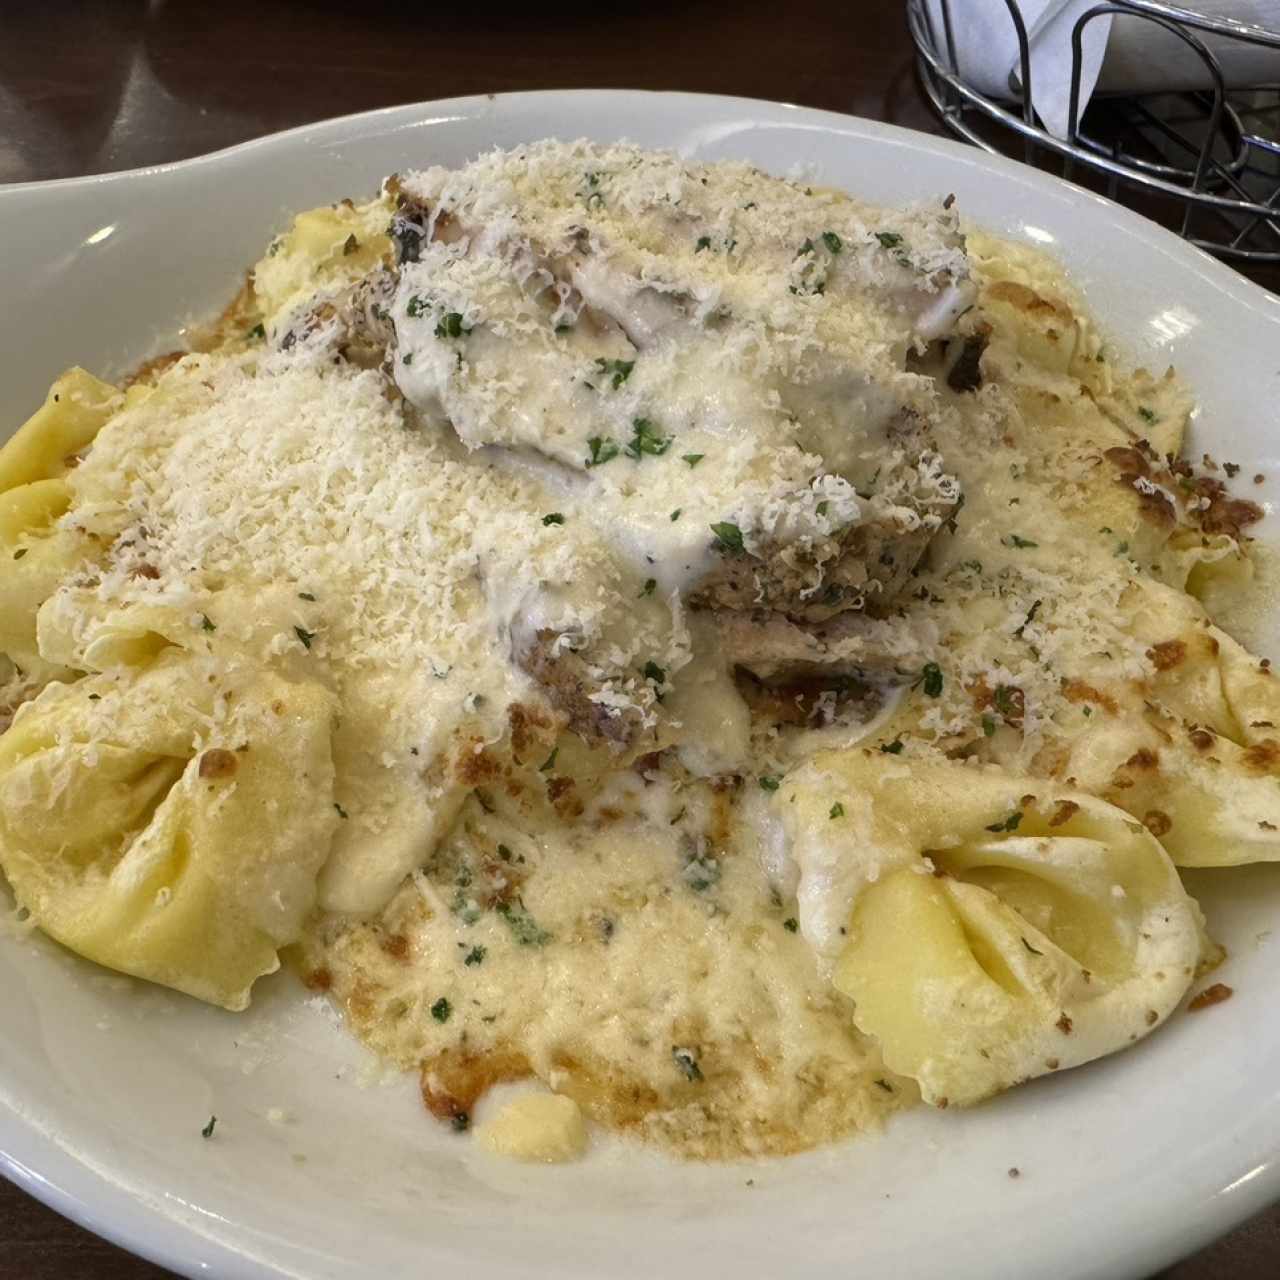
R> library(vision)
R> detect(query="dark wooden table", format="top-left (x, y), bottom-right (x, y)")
top-left (1, 2), bottom-right (1277, 1277)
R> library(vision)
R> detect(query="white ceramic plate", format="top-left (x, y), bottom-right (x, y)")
top-left (3, 90), bottom-right (1280, 1280)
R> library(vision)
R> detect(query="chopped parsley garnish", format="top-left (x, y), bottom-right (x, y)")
top-left (497, 900), bottom-right (553, 946)
top-left (542, 512), bottom-right (565, 526)
top-left (464, 945), bottom-right (486, 967)
top-left (759, 775), bottom-right (781, 791)
top-left (88, 693), bottom-right (100, 701)
top-left (695, 236), bottom-right (712, 252)
top-left (333, 802), bottom-right (349, 819)
top-left (783, 917), bottom-right (799, 933)
top-left (829, 802), bottom-right (845, 819)
top-left (683, 851), bottom-right (720, 892)
top-left (200, 613), bottom-right (216, 633)
top-left (402, 353), bottom-right (413, 366)
top-left (640, 578), bottom-right (657, 597)
top-left (13, 548), bottom-right (28, 560)
top-left (710, 521), bottom-right (745, 553)
top-left (434, 311), bottom-right (471, 339)
top-left (626, 417), bottom-right (671, 459)
top-left (673, 1046), bottom-right (703, 1082)
top-left (539, 746), bottom-right (559, 773)
top-left (451, 1112), bottom-right (470, 1132)
top-left (594, 357), bottom-right (635, 389)
top-left (796, 238), bottom-right (815, 256)
top-left (994, 685), bottom-right (1020, 717)
top-left (294, 626), bottom-right (315, 650)
top-left (342, 233), bottom-right (359, 256)
top-left (245, 323), bottom-right (265, 341)
top-left (1002, 534), bottom-right (1038, 549)
top-left (822, 230), bottom-right (843, 254)
top-left (405, 295), bottom-right (428, 318)
top-left (298, 591), bottom-right (316, 601)
top-left (643, 660), bottom-right (667, 685)
top-left (981, 715), bottom-right (997, 737)
top-left (1022, 937), bottom-right (1044, 956)
top-left (586, 436), bottom-right (620, 467)
top-left (879, 739), bottom-right (904, 754)
top-left (497, 843), bottom-right (513, 861)
top-left (201, 1116), bottom-right (217, 1139)
top-left (1138, 406), bottom-right (1157, 424)
top-left (921, 662), bottom-right (944, 697)
top-left (430, 997), bottom-right (452, 1023)
top-left (682, 453), bottom-right (704, 468)
top-left (985, 811), bottom-right (1023, 833)
top-left (875, 231), bottom-right (903, 249)
top-left (554, 322), bottom-right (573, 334)
top-left (670, 508), bottom-right (682, 522)
top-left (816, 500), bottom-right (830, 517)
top-left (1116, 540), bottom-right (1130, 556)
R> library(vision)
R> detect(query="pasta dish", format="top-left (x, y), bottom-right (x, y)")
top-left (0, 141), bottom-right (1270, 1161)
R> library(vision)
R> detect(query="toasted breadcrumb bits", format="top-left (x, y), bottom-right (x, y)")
top-left (1187, 983), bottom-right (1234, 1011)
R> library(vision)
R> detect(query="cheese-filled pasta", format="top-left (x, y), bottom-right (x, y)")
top-left (772, 752), bottom-right (1205, 1107)
top-left (0, 652), bottom-right (338, 1009)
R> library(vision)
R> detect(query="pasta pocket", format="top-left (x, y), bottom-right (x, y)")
top-left (775, 752), bottom-right (1205, 1107)
top-left (0, 370), bottom-right (122, 682)
top-left (1047, 581), bottom-right (1280, 867)
top-left (0, 652), bottom-right (339, 1009)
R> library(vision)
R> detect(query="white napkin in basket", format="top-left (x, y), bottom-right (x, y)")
top-left (924, 0), bottom-right (1279, 139)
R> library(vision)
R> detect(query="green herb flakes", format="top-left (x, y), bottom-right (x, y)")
top-left (434, 311), bottom-right (471, 339)
top-left (431, 997), bottom-right (452, 1023)
top-left (879, 739), bottom-right (904, 755)
top-left (829, 802), bottom-right (845, 819)
top-left (921, 662), bottom-right (944, 697)
top-left (201, 1116), bottom-right (217, 1139)
top-left (682, 453), bottom-right (704, 468)
top-left (200, 614), bottom-right (216, 633)
top-left (586, 436), bottom-right (620, 467)
top-left (542, 512), bottom-right (565, 526)
top-left (626, 417), bottom-right (671, 459)
top-left (294, 626), bottom-right (315, 650)
top-left (594, 357), bottom-right (635, 389)
top-left (822, 230), bottom-right (843, 254)
top-left (1002, 534), bottom-right (1038, 549)
top-left (640, 578), bottom-right (657, 597)
top-left (711, 521), bottom-right (744, 553)
top-left (539, 746), bottom-right (559, 773)
top-left (759, 775), bottom-right (781, 792)
top-left (673, 1046), bottom-right (703, 1082)
top-left (985, 811), bottom-right (1023, 833)
top-left (464, 946), bottom-right (486, 967)
top-left (334, 802), bottom-right (349, 820)
top-left (875, 231), bottom-right (903, 249)
top-left (783, 917), bottom-right (799, 933)
top-left (497, 900), bottom-right (553, 947)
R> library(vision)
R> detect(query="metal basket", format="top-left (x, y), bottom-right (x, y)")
top-left (907, 0), bottom-right (1280, 262)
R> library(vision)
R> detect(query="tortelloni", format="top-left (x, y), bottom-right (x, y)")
top-left (0, 369), bottom-right (122, 683)
top-left (0, 652), bottom-right (340, 1009)
top-left (774, 752), bottom-right (1207, 1108)
top-left (1044, 579), bottom-right (1280, 868)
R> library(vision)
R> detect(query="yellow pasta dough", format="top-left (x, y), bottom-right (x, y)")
top-left (0, 652), bottom-right (339, 1009)
top-left (777, 752), bottom-right (1205, 1107)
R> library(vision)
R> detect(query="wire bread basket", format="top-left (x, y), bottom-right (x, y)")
top-left (907, 0), bottom-right (1280, 262)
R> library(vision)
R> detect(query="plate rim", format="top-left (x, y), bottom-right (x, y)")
top-left (2, 87), bottom-right (1279, 1280)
